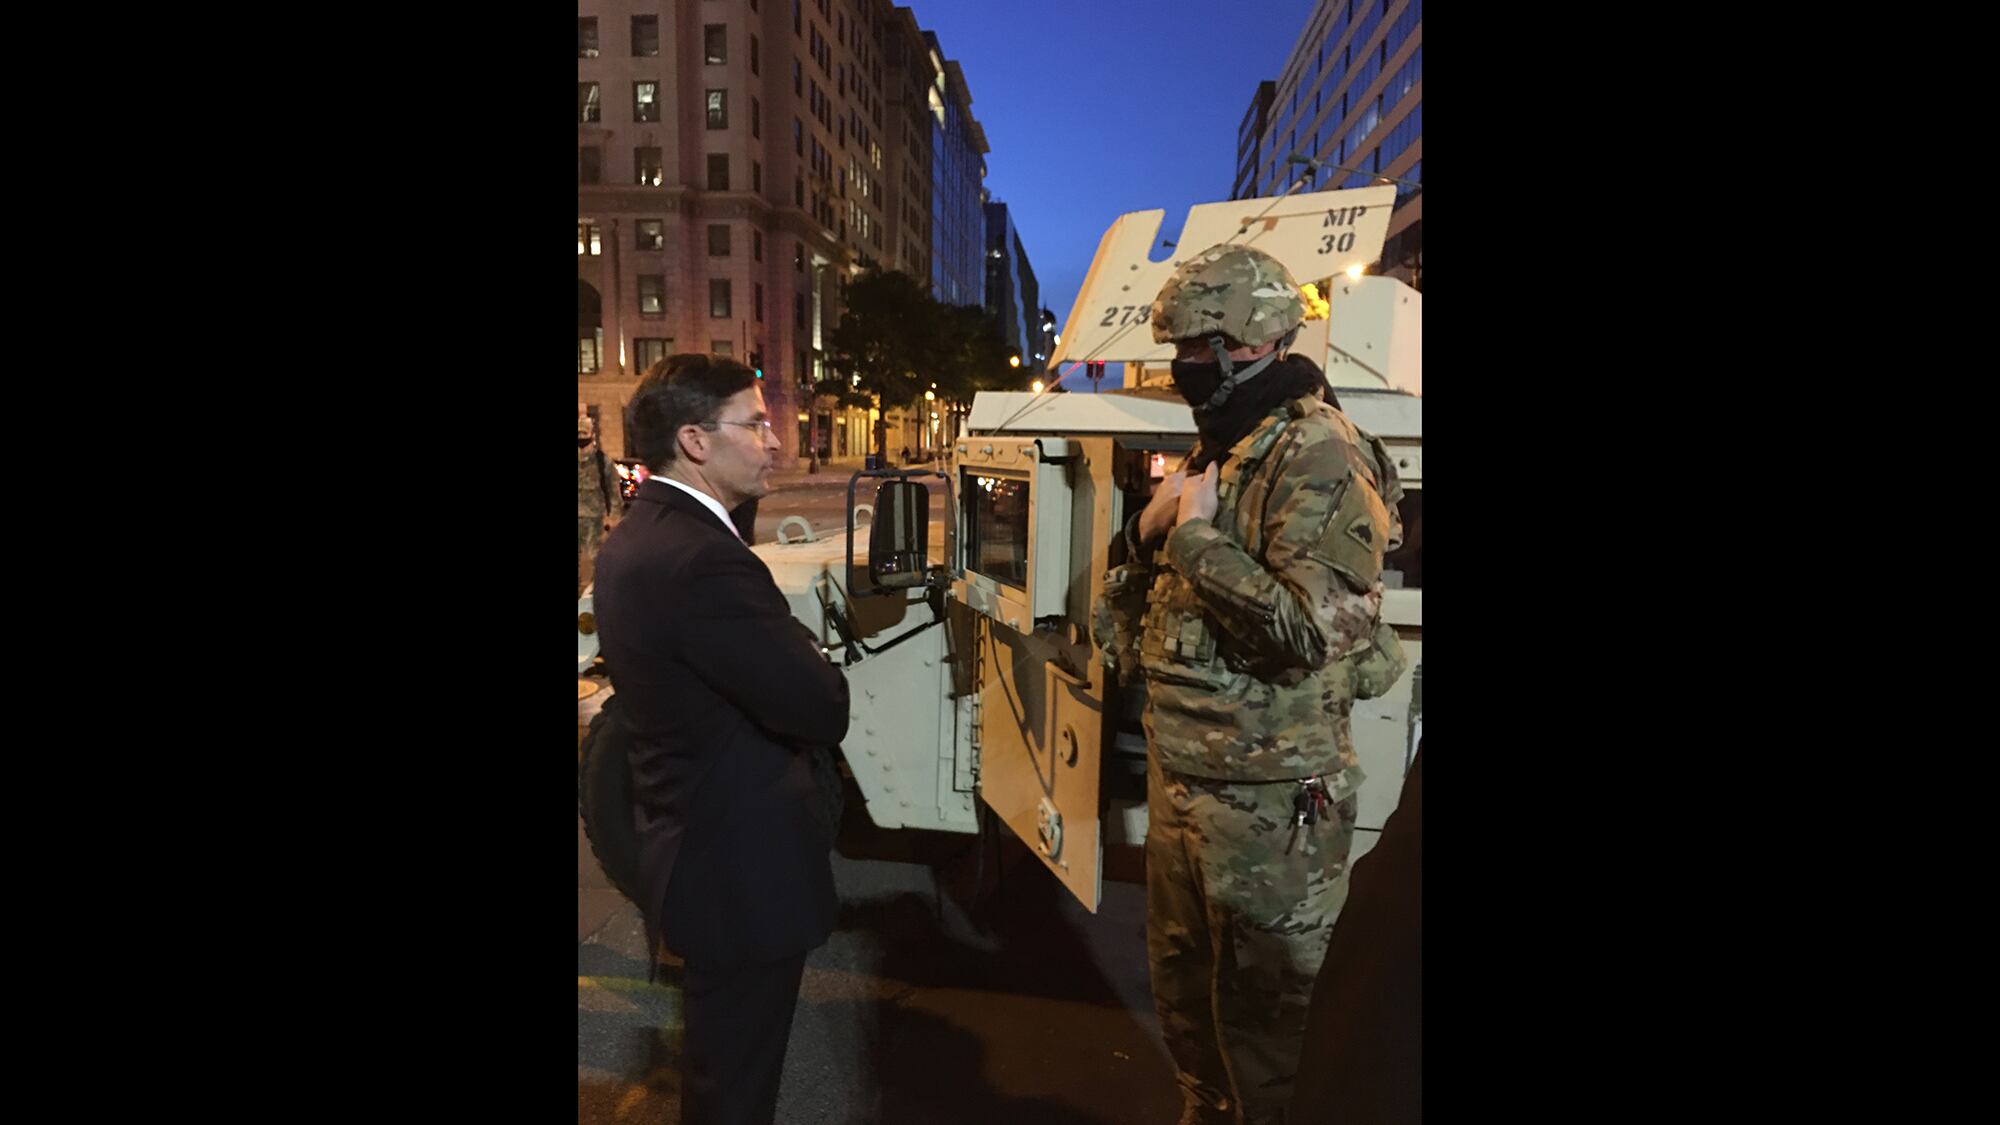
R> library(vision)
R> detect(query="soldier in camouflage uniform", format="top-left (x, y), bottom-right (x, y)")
top-left (579, 412), bottom-right (621, 594)
top-left (1093, 244), bottom-right (1406, 1125)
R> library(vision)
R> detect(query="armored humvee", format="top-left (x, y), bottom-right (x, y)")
top-left (581, 184), bottom-right (1421, 912)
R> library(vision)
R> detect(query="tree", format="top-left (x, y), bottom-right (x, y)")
top-left (927, 303), bottom-right (1018, 410)
top-left (825, 269), bottom-right (937, 460)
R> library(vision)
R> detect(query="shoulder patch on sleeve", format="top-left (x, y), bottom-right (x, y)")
top-left (1306, 474), bottom-right (1391, 591)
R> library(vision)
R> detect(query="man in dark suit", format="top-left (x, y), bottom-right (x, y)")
top-left (593, 354), bottom-right (850, 1125)
top-left (1286, 745), bottom-right (1422, 1125)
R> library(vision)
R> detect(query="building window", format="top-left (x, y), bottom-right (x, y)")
top-left (636, 147), bottom-right (664, 187)
top-left (795, 177), bottom-right (804, 206)
top-left (579, 334), bottom-right (601, 374)
top-left (708, 154), bottom-right (730, 190)
top-left (639, 275), bottom-right (666, 316)
top-left (752, 35), bottom-right (760, 74)
top-left (634, 82), bottom-right (660, 123)
top-left (705, 24), bottom-right (727, 64)
top-left (796, 242), bottom-right (806, 272)
top-left (753, 161), bottom-right (762, 192)
top-left (578, 18), bottom-right (599, 58)
top-left (708, 224), bottom-right (732, 256)
top-left (753, 230), bottom-right (764, 261)
top-left (711, 280), bottom-right (733, 318)
top-left (637, 220), bottom-right (665, 250)
top-left (707, 90), bottom-right (728, 129)
top-left (1395, 159), bottom-right (1421, 197)
top-left (712, 340), bottom-right (734, 356)
top-left (631, 15), bottom-right (659, 57)
top-left (577, 221), bottom-right (601, 256)
top-left (635, 337), bottom-right (671, 370)
top-left (580, 146), bottom-right (602, 184)
top-left (752, 97), bottom-right (760, 138)
top-left (1379, 102), bottom-right (1422, 167)
top-left (578, 83), bottom-right (601, 123)
top-left (793, 118), bottom-right (802, 156)
top-left (1388, 0), bottom-right (1421, 55)
top-left (1386, 44), bottom-right (1421, 106)
top-left (755, 283), bottom-right (765, 322)
top-left (794, 58), bottom-right (802, 96)
top-left (795, 291), bottom-right (808, 329)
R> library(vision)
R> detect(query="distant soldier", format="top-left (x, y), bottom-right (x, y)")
top-left (579, 411), bottom-right (620, 594)
top-left (1093, 243), bottom-right (1407, 1125)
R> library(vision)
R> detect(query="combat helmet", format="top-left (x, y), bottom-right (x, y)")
top-left (1149, 243), bottom-right (1305, 410)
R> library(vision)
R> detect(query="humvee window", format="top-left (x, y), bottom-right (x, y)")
top-left (964, 473), bottom-right (1030, 590)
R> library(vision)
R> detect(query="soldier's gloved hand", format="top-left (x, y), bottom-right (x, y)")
top-left (1138, 471), bottom-right (1186, 544)
top-left (1177, 462), bottom-right (1219, 527)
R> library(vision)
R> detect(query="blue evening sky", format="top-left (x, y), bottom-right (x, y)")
top-left (915, 0), bottom-right (1316, 375)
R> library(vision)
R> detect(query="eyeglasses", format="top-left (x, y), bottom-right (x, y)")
top-left (705, 418), bottom-right (774, 434)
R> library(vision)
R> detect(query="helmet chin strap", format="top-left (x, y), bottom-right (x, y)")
top-left (1196, 327), bottom-right (1299, 413)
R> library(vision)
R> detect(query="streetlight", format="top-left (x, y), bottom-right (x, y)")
top-left (1031, 379), bottom-right (1044, 394)
top-left (1009, 356), bottom-right (1021, 368)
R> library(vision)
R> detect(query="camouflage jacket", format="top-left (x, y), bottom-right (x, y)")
top-left (1095, 394), bottom-right (1404, 790)
top-left (579, 448), bottom-right (618, 521)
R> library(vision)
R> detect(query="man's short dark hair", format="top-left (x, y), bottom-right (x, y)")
top-left (628, 353), bottom-right (759, 471)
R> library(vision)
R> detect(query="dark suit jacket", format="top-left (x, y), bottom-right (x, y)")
top-left (593, 478), bottom-right (849, 967)
top-left (729, 497), bottom-right (758, 544)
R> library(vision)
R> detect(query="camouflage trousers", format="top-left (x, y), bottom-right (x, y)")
top-left (578, 518), bottom-right (604, 596)
top-left (1145, 746), bottom-right (1357, 1125)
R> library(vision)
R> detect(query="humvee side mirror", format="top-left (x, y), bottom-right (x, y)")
top-left (867, 480), bottom-right (929, 590)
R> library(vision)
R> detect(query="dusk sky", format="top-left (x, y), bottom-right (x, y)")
top-left (914, 1), bottom-right (1316, 355)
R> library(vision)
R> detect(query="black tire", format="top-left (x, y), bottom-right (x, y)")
top-left (578, 693), bottom-right (646, 907)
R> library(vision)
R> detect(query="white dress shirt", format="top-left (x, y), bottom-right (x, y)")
top-left (656, 475), bottom-right (742, 541)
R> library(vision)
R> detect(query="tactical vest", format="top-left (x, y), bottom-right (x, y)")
top-left (1135, 395), bottom-right (1403, 790)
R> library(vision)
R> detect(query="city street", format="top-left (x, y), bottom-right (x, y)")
top-left (578, 682), bottom-right (1182, 1125)
top-left (745, 460), bottom-right (950, 546)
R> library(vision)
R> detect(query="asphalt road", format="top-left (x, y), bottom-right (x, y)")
top-left (747, 464), bottom-right (948, 546)
top-left (578, 683), bottom-right (1182, 1125)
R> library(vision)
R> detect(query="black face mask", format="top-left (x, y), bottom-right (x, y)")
top-left (1168, 335), bottom-right (1288, 414)
top-left (1168, 358), bottom-right (1226, 411)
top-left (1176, 351), bottom-right (1338, 470)
top-left (578, 435), bottom-right (595, 449)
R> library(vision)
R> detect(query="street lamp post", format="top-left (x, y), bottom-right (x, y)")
top-left (923, 387), bottom-right (936, 457)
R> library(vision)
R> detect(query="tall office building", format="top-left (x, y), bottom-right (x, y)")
top-left (1236, 0), bottom-right (1421, 287)
top-left (577, 1), bottom-right (991, 464)
top-left (1231, 81), bottom-right (1277, 202)
top-left (925, 34), bottom-right (988, 309)
top-left (983, 199), bottom-right (1045, 374)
